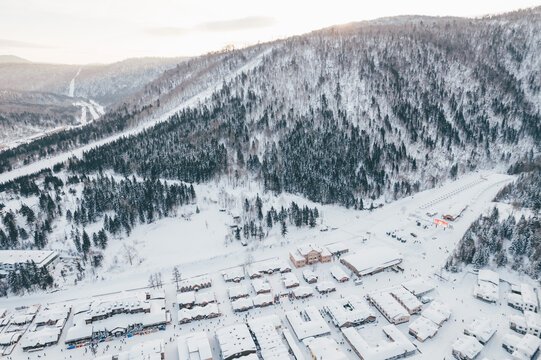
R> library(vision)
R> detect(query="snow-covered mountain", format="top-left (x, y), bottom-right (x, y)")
top-left (2, 9), bottom-right (541, 203)
top-left (0, 57), bottom-right (186, 145)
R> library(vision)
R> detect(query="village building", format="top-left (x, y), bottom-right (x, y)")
top-left (289, 243), bottom-right (332, 268)
top-left (389, 286), bottom-right (423, 314)
top-left (508, 283), bottom-right (539, 313)
top-left (408, 316), bottom-right (439, 342)
top-left (282, 272), bottom-right (300, 289)
top-left (248, 315), bottom-right (290, 360)
top-left (473, 269), bottom-right (499, 303)
top-left (304, 336), bottom-right (348, 360)
top-left (177, 332), bottom-right (213, 360)
top-left (367, 291), bottom-right (410, 324)
top-left (340, 246), bottom-right (402, 277)
top-left (325, 242), bottom-right (349, 257)
top-left (178, 303), bottom-right (221, 324)
top-left (178, 275), bottom-right (212, 292)
top-left (176, 291), bottom-right (216, 309)
top-left (251, 279), bottom-right (271, 294)
top-left (464, 317), bottom-right (496, 344)
top-left (452, 334), bottom-right (484, 360)
top-left (316, 281), bottom-right (336, 294)
top-left (330, 265), bottom-right (350, 282)
top-left (324, 296), bottom-right (376, 328)
top-left (21, 304), bottom-right (71, 351)
top-left (509, 311), bottom-right (541, 337)
top-left (231, 297), bottom-right (254, 312)
top-left (401, 277), bottom-right (435, 298)
top-left (342, 324), bottom-right (417, 360)
top-left (0, 250), bottom-right (59, 276)
top-left (282, 329), bottom-right (305, 360)
top-left (302, 269), bottom-right (318, 283)
top-left (247, 259), bottom-right (282, 278)
top-left (502, 333), bottom-right (541, 360)
top-left (253, 293), bottom-right (275, 308)
top-left (65, 292), bottom-right (167, 345)
top-left (215, 323), bottom-right (257, 360)
top-left (421, 301), bottom-right (452, 326)
top-left (228, 284), bottom-right (250, 300)
top-left (20, 328), bottom-right (64, 351)
top-left (222, 266), bottom-right (245, 283)
top-left (95, 339), bottom-right (165, 360)
top-left (285, 307), bottom-right (331, 341)
top-left (292, 286), bottom-right (313, 299)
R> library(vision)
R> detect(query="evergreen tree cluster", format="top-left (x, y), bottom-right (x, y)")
top-left (236, 195), bottom-right (319, 242)
top-left (447, 165), bottom-right (541, 278)
top-left (1, 260), bottom-right (54, 295)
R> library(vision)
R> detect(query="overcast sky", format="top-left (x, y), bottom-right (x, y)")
top-left (1, 0), bottom-right (540, 64)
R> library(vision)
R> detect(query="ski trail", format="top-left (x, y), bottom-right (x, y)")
top-left (68, 68), bottom-right (81, 97)
top-left (0, 47), bottom-right (273, 184)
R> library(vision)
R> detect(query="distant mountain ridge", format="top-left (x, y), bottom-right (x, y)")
top-left (0, 55), bottom-right (30, 64)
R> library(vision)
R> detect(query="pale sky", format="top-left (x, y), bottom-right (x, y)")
top-left (1, 0), bottom-right (540, 64)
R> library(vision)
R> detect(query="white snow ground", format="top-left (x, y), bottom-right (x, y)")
top-left (0, 169), bottom-right (534, 360)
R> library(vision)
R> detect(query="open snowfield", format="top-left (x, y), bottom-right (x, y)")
top-left (0, 169), bottom-right (536, 360)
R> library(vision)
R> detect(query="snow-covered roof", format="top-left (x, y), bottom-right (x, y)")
top-left (389, 286), bottom-right (422, 314)
top-left (282, 272), bottom-right (300, 288)
top-left (513, 334), bottom-right (541, 360)
top-left (176, 291), bottom-right (196, 305)
top-left (119, 339), bottom-right (164, 360)
top-left (421, 301), bottom-right (451, 326)
top-left (248, 315), bottom-right (289, 360)
top-left (0, 331), bottom-right (21, 346)
top-left (316, 281), bottom-right (336, 293)
top-left (401, 277), bottom-right (435, 296)
top-left (524, 310), bottom-right (541, 331)
top-left (178, 303), bottom-right (220, 322)
top-left (247, 259), bottom-right (281, 276)
top-left (478, 269), bottom-right (499, 286)
top-left (465, 317), bottom-right (496, 344)
top-left (252, 278), bottom-right (271, 293)
top-left (0, 250), bottom-right (58, 267)
top-left (177, 332), bottom-right (213, 360)
top-left (222, 266), bottom-right (245, 282)
top-left (302, 269), bottom-right (318, 282)
top-left (324, 296), bottom-right (375, 328)
top-left (325, 242), bottom-right (349, 255)
top-left (452, 335), bottom-right (483, 360)
top-left (228, 284), bottom-right (250, 299)
top-left (290, 252), bottom-right (305, 262)
top-left (286, 307), bottom-right (331, 341)
top-left (341, 247), bottom-right (402, 276)
top-left (474, 280), bottom-right (499, 302)
top-left (215, 323), bottom-right (257, 360)
top-left (297, 243), bottom-right (323, 256)
top-left (20, 327), bottom-right (61, 348)
top-left (231, 297), bottom-right (254, 312)
top-left (34, 304), bottom-right (71, 326)
top-left (342, 325), bottom-right (416, 360)
top-left (253, 293), bottom-right (274, 307)
top-left (368, 291), bottom-right (409, 323)
top-left (330, 265), bottom-right (349, 281)
top-left (293, 286), bottom-right (313, 298)
top-left (409, 316), bottom-right (438, 341)
top-left (304, 336), bottom-right (348, 360)
top-left (179, 275), bottom-right (211, 289)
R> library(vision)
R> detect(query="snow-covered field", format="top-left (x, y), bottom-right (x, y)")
top-left (1, 169), bottom-right (537, 360)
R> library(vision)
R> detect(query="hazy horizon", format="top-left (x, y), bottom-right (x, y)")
top-left (1, 0), bottom-right (541, 65)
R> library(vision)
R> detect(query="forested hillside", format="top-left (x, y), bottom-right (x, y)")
top-left (446, 159), bottom-right (541, 278)
top-left (2, 8), bottom-right (540, 207)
